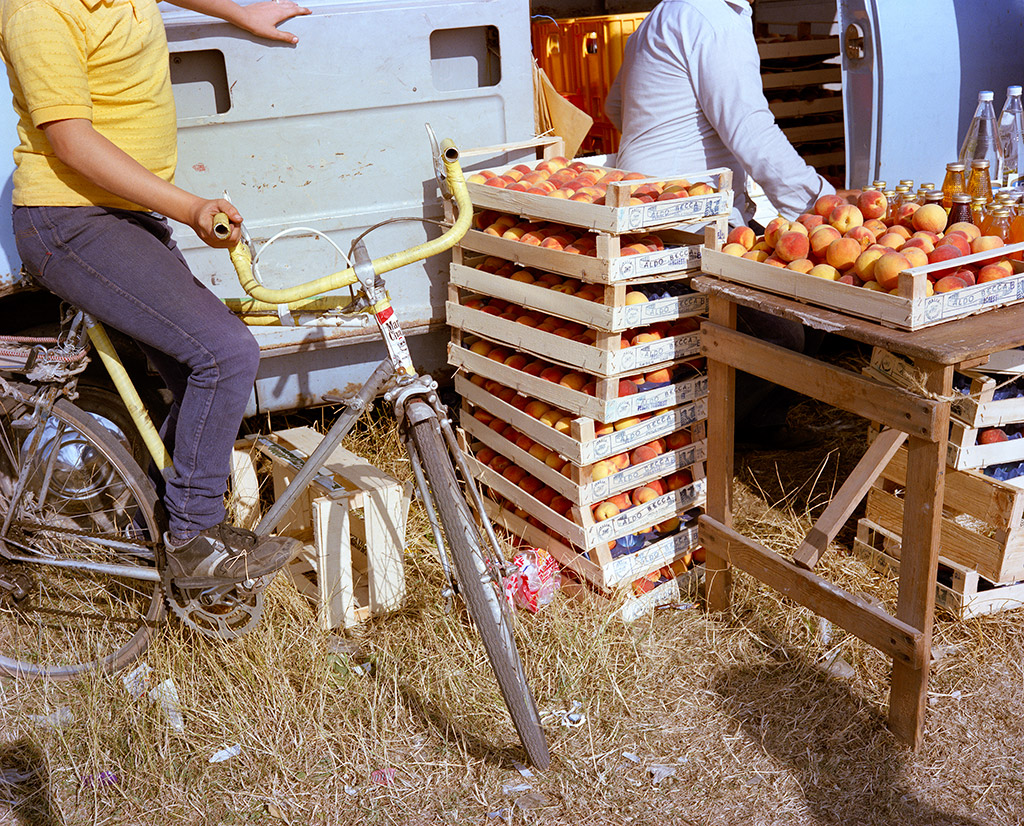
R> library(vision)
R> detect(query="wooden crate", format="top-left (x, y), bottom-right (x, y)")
top-left (234, 427), bottom-right (408, 631)
top-left (468, 163), bottom-right (733, 234)
top-left (447, 300), bottom-right (700, 377)
top-left (866, 443), bottom-right (1024, 585)
top-left (469, 449), bottom-right (705, 551)
top-left (455, 372), bottom-right (706, 466)
top-left (701, 236), bottom-right (1024, 331)
top-left (854, 520), bottom-right (1024, 620)
top-left (946, 419), bottom-right (1024, 471)
top-left (457, 220), bottom-right (726, 283)
top-left (450, 259), bottom-right (706, 332)
top-left (450, 343), bottom-right (706, 424)
top-left (484, 496), bottom-right (702, 591)
top-left (463, 411), bottom-right (706, 506)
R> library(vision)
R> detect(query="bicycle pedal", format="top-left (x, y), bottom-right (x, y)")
top-left (170, 572), bottom-right (274, 590)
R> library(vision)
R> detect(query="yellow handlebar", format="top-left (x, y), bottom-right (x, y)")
top-left (218, 139), bottom-right (472, 307)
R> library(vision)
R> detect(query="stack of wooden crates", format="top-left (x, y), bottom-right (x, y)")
top-left (446, 143), bottom-right (732, 603)
top-left (858, 348), bottom-right (1024, 619)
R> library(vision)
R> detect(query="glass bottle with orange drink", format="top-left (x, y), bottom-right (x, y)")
top-left (941, 162), bottom-right (966, 211)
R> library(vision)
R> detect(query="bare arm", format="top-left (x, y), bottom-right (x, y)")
top-left (165, 0), bottom-right (311, 44)
top-left (42, 119), bottom-right (242, 247)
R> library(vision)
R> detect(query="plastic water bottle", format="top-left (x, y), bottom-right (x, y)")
top-left (959, 91), bottom-right (1004, 177)
top-left (999, 85), bottom-right (1024, 186)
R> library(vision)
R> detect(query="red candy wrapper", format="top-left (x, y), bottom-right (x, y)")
top-left (503, 548), bottom-right (560, 613)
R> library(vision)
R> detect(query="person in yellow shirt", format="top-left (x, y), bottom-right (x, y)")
top-left (0, 0), bottom-right (310, 586)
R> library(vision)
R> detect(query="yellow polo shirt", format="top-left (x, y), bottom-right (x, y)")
top-left (0, 0), bottom-right (177, 209)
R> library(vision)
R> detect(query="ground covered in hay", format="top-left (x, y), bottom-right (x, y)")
top-left (3, 348), bottom-right (1023, 825)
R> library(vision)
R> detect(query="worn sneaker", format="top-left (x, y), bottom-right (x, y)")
top-left (163, 522), bottom-right (299, 587)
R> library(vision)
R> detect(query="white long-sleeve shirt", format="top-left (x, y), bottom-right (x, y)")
top-left (605, 0), bottom-right (834, 224)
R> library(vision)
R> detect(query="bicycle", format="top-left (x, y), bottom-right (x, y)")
top-left (0, 133), bottom-right (551, 769)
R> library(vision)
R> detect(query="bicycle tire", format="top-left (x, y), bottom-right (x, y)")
top-left (0, 383), bottom-right (164, 679)
top-left (407, 403), bottom-right (550, 769)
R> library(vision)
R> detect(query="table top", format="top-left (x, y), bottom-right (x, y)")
top-left (693, 275), bottom-right (1024, 366)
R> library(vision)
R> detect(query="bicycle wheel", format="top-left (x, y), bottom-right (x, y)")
top-left (0, 383), bottom-right (164, 679)
top-left (407, 403), bottom-right (550, 769)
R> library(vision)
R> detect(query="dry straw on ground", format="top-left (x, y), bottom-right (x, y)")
top-left (2, 383), bottom-right (1024, 825)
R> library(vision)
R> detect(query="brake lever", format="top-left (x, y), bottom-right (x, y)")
top-left (425, 123), bottom-right (451, 199)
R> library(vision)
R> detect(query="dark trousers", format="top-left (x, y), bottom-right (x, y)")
top-left (13, 205), bottom-right (260, 537)
top-left (735, 305), bottom-right (818, 431)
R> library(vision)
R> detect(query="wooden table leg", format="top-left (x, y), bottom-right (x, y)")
top-left (703, 294), bottom-right (736, 612)
top-left (888, 360), bottom-right (952, 749)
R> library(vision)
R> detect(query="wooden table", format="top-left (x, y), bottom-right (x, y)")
top-left (694, 275), bottom-right (1024, 750)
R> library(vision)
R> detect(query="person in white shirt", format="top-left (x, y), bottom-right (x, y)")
top-left (606, 0), bottom-right (838, 448)
top-left (605, 0), bottom-right (835, 225)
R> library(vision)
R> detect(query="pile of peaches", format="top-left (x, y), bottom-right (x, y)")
top-left (461, 298), bottom-right (700, 358)
top-left (473, 255), bottom-right (691, 306)
top-left (723, 192), bottom-right (1019, 293)
top-left (473, 210), bottom-right (668, 255)
top-left (467, 157), bottom-right (717, 206)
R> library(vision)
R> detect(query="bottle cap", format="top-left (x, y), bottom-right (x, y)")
top-left (971, 159), bottom-right (991, 169)
top-left (952, 194), bottom-right (972, 203)
top-left (871, 180), bottom-right (886, 188)
top-left (980, 90), bottom-right (995, 101)
top-left (946, 162), bottom-right (965, 171)
top-left (1009, 86), bottom-right (1023, 96)
top-left (920, 183), bottom-right (935, 189)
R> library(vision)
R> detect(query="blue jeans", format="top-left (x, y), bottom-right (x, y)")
top-left (13, 205), bottom-right (260, 537)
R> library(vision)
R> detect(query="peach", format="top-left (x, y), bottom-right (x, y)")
top-left (775, 230), bottom-right (810, 262)
top-left (618, 379), bottom-right (639, 397)
top-left (796, 212), bottom-right (825, 231)
top-left (503, 353), bottom-right (529, 371)
top-left (610, 453), bottom-right (630, 470)
top-left (876, 232), bottom-right (905, 250)
top-left (951, 267), bottom-right (976, 286)
top-left (665, 469), bottom-right (693, 490)
top-left (808, 263), bottom-right (840, 280)
top-left (592, 500), bottom-right (620, 522)
top-left (948, 221), bottom-right (981, 241)
top-left (938, 232), bottom-right (971, 256)
top-left (826, 237), bottom-right (861, 271)
top-left (978, 263), bottom-right (1012, 282)
top-left (933, 274), bottom-right (968, 292)
top-left (864, 218), bottom-right (888, 237)
top-left (829, 203), bottom-right (864, 233)
top-left (469, 339), bottom-right (492, 357)
top-left (613, 415), bottom-right (642, 432)
top-left (874, 252), bottom-right (910, 292)
top-left (763, 216), bottom-right (792, 249)
top-left (901, 236), bottom-right (935, 254)
top-left (538, 409), bottom-right (562, 428)
top-left (895, 202), bottom-right (920, 229)
top-left (814, 193), bottom-right (845, 217)
top-left (631, 485), bottom-right (661, 506)
top-left (523, 400), bottom-right (551, 419)
top-left (857, 190), bottom-right (889, 220)
top-left (722, 243), bottom-right (748, 256)
top-left (911, 203), bottom-right (947, 234)
top-left (900, 246), bottom-right (928, 270)
top-left (854, 248), bottom-right (885, 282)
top-left (743, 249), bottom-right (770, 264)
top-left (502, 466), bottom-right (527, 485)
top-left (972, 235), bottom-right (1005, 254)
top-left (845, 225), bottom-right (876, 250)
top-left (809, 224), bottom-right (842, 258)
top-left (786, 258), bottom-right (814, 273)
top-left (785, 221), bottom-right (810, 237)
top-left (590, 459), bottom-right (617, 481)
top-left (624, 290), bottom-right (649, 305)
top-left (763, 256), bottom-right (787, 268)
top-left (539, 366), bottom-right (565, 383)
top-left (726, 226), bottom-right (756, 250)
top-left (927, 244), bottom-right (962, 265)
top-left (630, 445), bottom-right (659, 465)
top-left (687, 182), bottom-right (713, 196)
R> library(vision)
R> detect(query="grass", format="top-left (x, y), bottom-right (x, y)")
top-left (3, 390), bottom-right (1024, 825)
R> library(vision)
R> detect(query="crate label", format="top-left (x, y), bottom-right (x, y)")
top-left (587, 403), bottom-right (705, 460)
top-left (921, 277), bottom-right (1024, 324)
top-left (607, 376), bottom-right (708, 419)
top-left (614, 246), bottom-right (702, 279)
top-left (587, 444), bottom-right (703, 500)
top-left (626, 195), bottom-right (730, 230)
top-left (592, 479), bottom-right (706, 543)
top-left (607, 525), bottom-right (699, 583)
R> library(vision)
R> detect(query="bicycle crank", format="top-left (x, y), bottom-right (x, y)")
top-left (165, 574), bottom-right (272, 641)
top-left (0, 565), bottom-right (32, 607)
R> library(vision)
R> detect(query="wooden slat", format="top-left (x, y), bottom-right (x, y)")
top-left (699, 516), bottom-right (925, 668)
top-left (700, 322), bottom-right (942, 440)
top-left (761, 66), bottom-right (842, 90)
top-left (769, 97), bottom-right (843, 118)
top-left (888, 362), bottom-right (951, 750)
top-left (793, 428), bottom-right (908, 570)
top-left (782, 122), bottom-right (845, 143)
top-left (703, 293), bottom-right (736, 612)
top-left (757, 36), bottom-right (840, 59)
